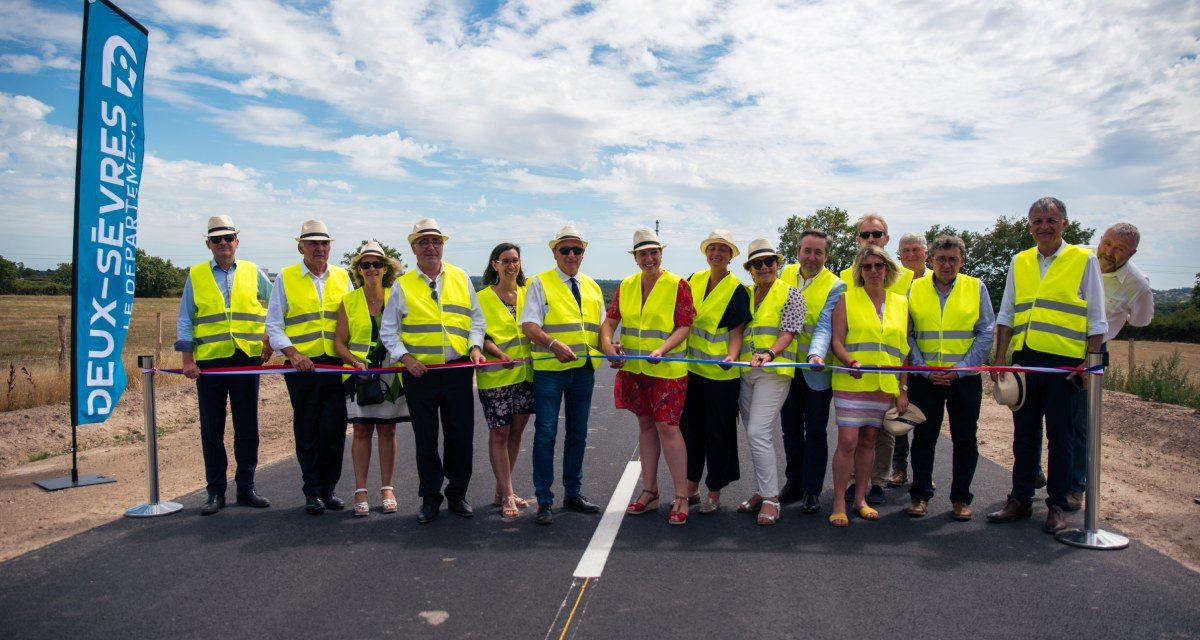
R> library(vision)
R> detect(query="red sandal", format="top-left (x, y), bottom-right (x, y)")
top-left (668, 496), bottom-right (688, 526)
top-left (627, 488), bottom-right (659, 515)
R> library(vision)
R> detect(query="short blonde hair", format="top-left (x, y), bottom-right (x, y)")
top-left (349, 251), bottom-right (403, 288)
top-left (855, 213), bottom-right (889, 235)
top-left (851, 245), bottom-right (900, 288)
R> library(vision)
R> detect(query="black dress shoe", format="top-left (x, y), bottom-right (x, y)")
top-left (801, 493), bottom-right (821, 514)
top-left (321, 493), bottom-right (345, 511)
top-left (779, 484), bottom-right (804, 504)
top-left (201, 494), bottom-right (225, 515)
top-left (447, 498), bottom-right (474, 518)
top-left (236, 489), bottom-right (270, 508)
top-left (867, 484), bottom-right (887, 505)
top-left (535, 503), bottom-right (554, 525)
top-left (562, 495), bottom-right (601, 514)
top-left (305, 496), bottom-right (326, 515)
top-left (417, 502), bottom-right (440, 524)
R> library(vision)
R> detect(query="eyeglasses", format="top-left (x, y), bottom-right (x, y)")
top-left (359, 261), bottom-right (385, 270)
top-left (749, 257), bottom-right (778, 269)
top-left (861, 262), bottom-right (887, 272)
top-left (494, 258), bottom-right (521, 266)
top-left (209, 234), bottom-right (237, 244)
top-left (859, 230), bottom-right (885, 239)
top-left (557, 246), bottom-right (585, 256)
top-left (428, 279), bottom-right (438, 301)
top-left (415, 237), bottom-right (444, 247)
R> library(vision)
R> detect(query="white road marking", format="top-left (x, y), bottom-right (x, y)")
top-left (572, 460), bottom-right (641, 578)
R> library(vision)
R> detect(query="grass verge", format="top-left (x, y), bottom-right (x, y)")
top-left (1105, 351), bottom-right (1200, 410)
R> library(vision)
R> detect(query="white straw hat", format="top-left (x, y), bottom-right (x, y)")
top-left (629, 228), bottom-right (665, 253)
top-left (993, 371), bottom-right (1026, 412)
top-left (742, 238), bottom-right (782, 270)
top-left (204, 215), bottom-right (239, 238)
top-left (295, 219), bottom-right (334, 242)
top-left (407, 217), bottom-right (449, 245)
top-left (358, 240), bottom-right (386, 258)
top-left (699, 229), bottom-right (739, 257)
top-left (883, 404), bottom-right (927, 437)
top-left (549, 224), bottom-right (588, 250)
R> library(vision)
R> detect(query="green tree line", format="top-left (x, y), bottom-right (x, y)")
top-left (0, 249), bottom-right (187, 297)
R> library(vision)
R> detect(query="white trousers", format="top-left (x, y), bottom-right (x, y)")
top-left (739, 368), bottom-right (791, 498)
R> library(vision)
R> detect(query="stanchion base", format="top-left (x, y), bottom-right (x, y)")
top-left (34, 474), bottom-right (117, 492)
top-left (124, 501), bottom-right (183, 518)
top-left (1056, 528), bottom-right (1130, 550)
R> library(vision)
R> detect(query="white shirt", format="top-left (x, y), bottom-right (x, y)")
top-left (266, 262), bottom-right (355, 352)
top-left (519, 267), bottom-right (602, 328)
top-left (1102, 259), bottom-right (1154, 342)
top-left (996, 241), bottom-right (1107, 339)
top-left (379, 265), bottom-right (486, 362)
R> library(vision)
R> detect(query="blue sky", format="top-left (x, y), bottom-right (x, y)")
top-left (1, 0), bottom-right (1198, 287)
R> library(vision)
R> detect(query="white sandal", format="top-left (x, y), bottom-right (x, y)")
top-left (757, 499), bottom-right (781, 526)
top-left (353, 488), bottom-right (370, 517)
top-left (380, 486), bottom-right (397, 514)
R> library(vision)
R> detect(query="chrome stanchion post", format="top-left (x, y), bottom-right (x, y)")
top-left (125, 355), bottom-right (182, 518)
top-left (1057, 350), bottom-right (1128, 549)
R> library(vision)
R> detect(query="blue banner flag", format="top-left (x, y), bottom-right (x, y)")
top-left (71, 0), bottom-right (148, 426)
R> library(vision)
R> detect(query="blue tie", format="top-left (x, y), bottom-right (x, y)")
top-left (569, 277), bottom-right (581, 308)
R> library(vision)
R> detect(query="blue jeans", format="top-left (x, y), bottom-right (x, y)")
top-left (531, 365), bottom-right (595, 505)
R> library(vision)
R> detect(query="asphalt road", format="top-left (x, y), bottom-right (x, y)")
top-left (1, 367), bottom-right (1197, 639)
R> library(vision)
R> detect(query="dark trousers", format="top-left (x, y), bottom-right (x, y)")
top-left (908, 374), bottom-right (982, 504)
top-left (680, 373), bottom-right (740, 492)
top-left (196, 351), bottom-right (260, 497)
top-left (892, 433), bottom-right (910, 473)
top-left (402, 365), bottom-right (475, 504)
top-left (1011, 349), bottom-right (1079, 510)
top-left (283, 356), bottom-right (347, 499)
top-left (1069, 388), bottom-right (1088, 493)
top-left (779, 373), bottom-right (833, 496)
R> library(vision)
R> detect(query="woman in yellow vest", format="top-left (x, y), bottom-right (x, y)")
top-left (600, 229), bottom-right (695, 525)
top-left (477, 243), bottom-right (535, 520)
top-left (828, 245), bottom-right (911, 527)
top-left (680, 230), bottom-right (750, 515)
top-left (736, 238), bottom-right (805, 526)
top-left (333, 242), bottom-right (408, 517)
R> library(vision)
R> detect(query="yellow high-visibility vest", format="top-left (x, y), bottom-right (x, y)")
top-left (189, 261), bottom-right (267, 361)
top-left (832, 286), bottom-right (909, 395)
top-left (398, 263), bottom-right (472, 365)
top-left (1010, 244), bottom-right (1089, 359)
top-left (529, 269), bottom-right (603, 372)
top-left (909, 274), bottom-right (979, 372)
top-left (840, 264), bottom-right (914, 296)
top-left (686, 270), bottom-right (742, 381)
top-left (781, 265), bottom-right (838, 360)
top-left (281, 263), bottom-right (349, 358)
top-left (740, 279), bottom-right (797, 379)
top-left (617, 271), bottom-right (687, 379)
top-left (341, 287), bottom-right (397, 385)
top-left (477, 285), bottom-right (533, 389)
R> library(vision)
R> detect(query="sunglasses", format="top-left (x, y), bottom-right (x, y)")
top-left (557, 246), bottom-right (585, 256)
top-left (859, 230), bottom-right (885, 239)
top-left (749, 257), bottom-right (778, 269)
top-left (209, 234), bottom-right (237, 244)
top-left (861, 262), bottom-right (887, 272)
top-left (359, 261), bottom-right (385, 270)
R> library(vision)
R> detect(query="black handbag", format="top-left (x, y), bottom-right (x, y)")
top-left (355, 374), bottom-right (388, 406)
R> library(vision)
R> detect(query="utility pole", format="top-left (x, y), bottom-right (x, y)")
top-left (655, 219), bottom-right (659, 234)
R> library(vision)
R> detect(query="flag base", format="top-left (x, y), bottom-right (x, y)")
top-left (1056, 528), bottom-right (1130, 550)
top-left (124, 501), bottom-right (182, 518)
top-left (34, 474), bottom-right (117, 492)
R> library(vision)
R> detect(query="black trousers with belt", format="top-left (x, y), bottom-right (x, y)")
top-left (402, 363), bottom-right (475, 505)
top-left (779, 373), bottom-right (833, 496)
top-left (907, 373), bottom-right (982, 505)
top-left (1011, 349), bottom-right (1080, 510)
top-left (197, 350), bottom-right (261, 497)
top-left (680, 373), bottom-right (741, 492)
top-left (283, 355), bottom-right (347, 499)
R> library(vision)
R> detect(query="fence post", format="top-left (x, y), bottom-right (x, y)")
top-left (1127, 338), bottom-right (1135, 373)
top-left (155, 312), bottom-right (162, 362)
top-left (124, 355), bottom-right (182, 518)
top-left (57, 315), bottom-right (67, 371)
top-left (1057, 350), bottom-right (1129, 550)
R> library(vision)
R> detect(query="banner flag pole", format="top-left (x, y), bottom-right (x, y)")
top-left (37, 0), bottom-right (148, 492)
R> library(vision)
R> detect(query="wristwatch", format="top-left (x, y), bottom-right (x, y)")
top-left (900, 384), bottom-right (909, 392)
top-left (755, 348), bottom-right (776, 360)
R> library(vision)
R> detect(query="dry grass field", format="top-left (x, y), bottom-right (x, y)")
top-left (0, 295), bottom-right (187, 410)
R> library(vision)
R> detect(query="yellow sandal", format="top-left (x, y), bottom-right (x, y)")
top-left (857, 506), bottom-right (880, 521)
top-left (828, 512), bottom-right (849, 527)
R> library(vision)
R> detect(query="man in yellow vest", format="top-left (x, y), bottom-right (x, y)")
top-left (839, 213), bottom-right (914, 506)
top-left (778, 229), bottom-right (846, 514)
top-left (520, 225), bottom-right (605, 525)
top-left (887, 232), bottom-right (931, 487)
top-left (904, 235), bottom-right (994, 521)
top-left (266, 220), bottom-right (355, 515)
top-left (988, 197), bottom-right (1106, 534)
top-left (177, 215), bottom-right (273, 515)
top-left (380, 218), bottom-right (486, 524)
